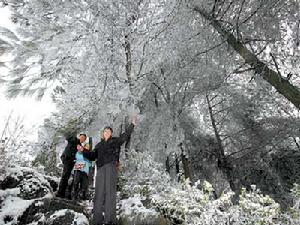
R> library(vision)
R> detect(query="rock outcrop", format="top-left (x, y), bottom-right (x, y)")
top-left (0, 167), bottom-right (89, 225)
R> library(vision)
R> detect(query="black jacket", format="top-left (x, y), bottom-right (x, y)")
top-left (83, 123), bottom-right (134, 168)
top-left (60, 136), bottom-right (80, 163)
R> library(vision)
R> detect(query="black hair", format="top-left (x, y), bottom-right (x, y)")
top-left (103, 126), bottom-right (113, 133)
top-left (79, 133), bottom-right (87, 137)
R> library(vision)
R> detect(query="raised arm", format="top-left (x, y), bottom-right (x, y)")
top-left (116, 123), bottom-right (135, 145)
top-left (82, 148), bottom-right (97, 161)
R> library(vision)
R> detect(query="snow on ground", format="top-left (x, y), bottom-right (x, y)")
top-left (119, 195), bottom-right (158, 218)
top-left (73, 211), bottom-right (90, 225)
top-left (48, 209), bottom-right (89, 225)
top-left (0, 195), bottom-right (34, 225)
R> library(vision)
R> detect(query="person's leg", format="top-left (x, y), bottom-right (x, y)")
top-left (93, 166), bottom-right (105, 225)
top-left (57, 161), bottom-right (74, 198)
top-left (78, 171), bottom-right (86, 200)
top-left (66, 173), bottom-right (74, 200)
top-left (81, 172), bottom-right (89, 200)
top-left (104, 162), bottom-right (118, 224)
top-left (72, 170), bottom-right (80, 200)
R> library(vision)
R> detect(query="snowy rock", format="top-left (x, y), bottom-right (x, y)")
top-left (44, 175), bottom-right (59, 193)
top-left (18, 197), bottom-right (88, 225)
top-left (0, 167), bottom-right (54, 200)
top-left (0, 167), bottom-right (89, 225)
top-left (0, 193), bottom-right (34, 225)
top-left (47, 209), bottom-right (89, 225)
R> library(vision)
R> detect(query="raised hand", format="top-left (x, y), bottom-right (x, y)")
top-left (131, 114), bottom-right (139, 126)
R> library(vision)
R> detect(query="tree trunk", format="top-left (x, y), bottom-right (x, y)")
top-left (49, 140), bottom-right (59, 176)
top-left (195, 6), bottom-right (300, 110)
top-left (166, 156), bottom-right (171, 174)
top-left (123, 19), bottom-right (135, 153)
top-left (206, 94), bottom-right (239, 192)
top-left (0, 139), bottom-right (6, 177)
top-left (180, 144), bottom-right (191, 180)
top-left (175, 154), bottom-right (181, 182)
top-left (125, 34), bottom-right (133, 87)
top-left (123, 117), bottom-right (131, 158)
top-left (175, 154), bottom-right (180, 175)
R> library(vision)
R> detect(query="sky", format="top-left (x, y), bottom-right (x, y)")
top-left (0, 7), bottom-right (56, 141)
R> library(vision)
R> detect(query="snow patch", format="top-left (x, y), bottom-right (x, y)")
top-left (73, 211), bottom-right (89, 225)
top-left (0, 196), bottom-right (34, 225)
top-left (48, 209), bottom-right (89, 225)
top-left (48, 209), bottom-right (69, 220)
top-left (119, 195), bottom-right (158, 218)
top-left (0, 188), bottom-right (20, 198)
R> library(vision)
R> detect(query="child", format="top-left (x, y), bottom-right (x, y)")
top-left (72, 137), bottom-right (92, 200)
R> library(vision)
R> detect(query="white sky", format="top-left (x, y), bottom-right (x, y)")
top-left (0, 7), bottom-right (56, 141)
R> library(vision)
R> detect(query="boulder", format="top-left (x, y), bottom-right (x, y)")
top-left (18, 198), bottom-right (89, 225)
top-left (0, 167), bottom-right (90, 225)
top-left (44, 175), bottom-right (59, 193)
top-left (0, 167), bottom-right (54, 200)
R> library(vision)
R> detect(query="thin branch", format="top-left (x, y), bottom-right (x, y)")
top-left (235, 0), bottom-right (246, 39)
top-left (270, 52), bottom-right (282, 77)
top-left (152, 82), bottom-right (169, 104)
top-left (211, 99), bottom-right (225, 108)
top-left (213, 106), bottom-right (232, 116)
top-left (218, 0), bottom-right (235, 21)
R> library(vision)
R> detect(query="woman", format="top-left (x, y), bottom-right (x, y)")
top-left (82, 117), bottom-right (137, 225)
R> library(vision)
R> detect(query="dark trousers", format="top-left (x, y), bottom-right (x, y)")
top-left (57, 160), bottom-right (75, 197)
top-left (72, 170), bottom-right (89, 200)
top-left (93, 162), bottom-right (118, 225)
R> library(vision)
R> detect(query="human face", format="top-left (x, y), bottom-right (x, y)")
top-left (79, 135), bottom-right (86, 143)
top-left (103, 129), bottom-right (112, 141)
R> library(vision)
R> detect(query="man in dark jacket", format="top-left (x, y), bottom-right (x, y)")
top-left (81, 118), bottom-right (137, 225)
top-left (56, 134), bottom-right (86, 198)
